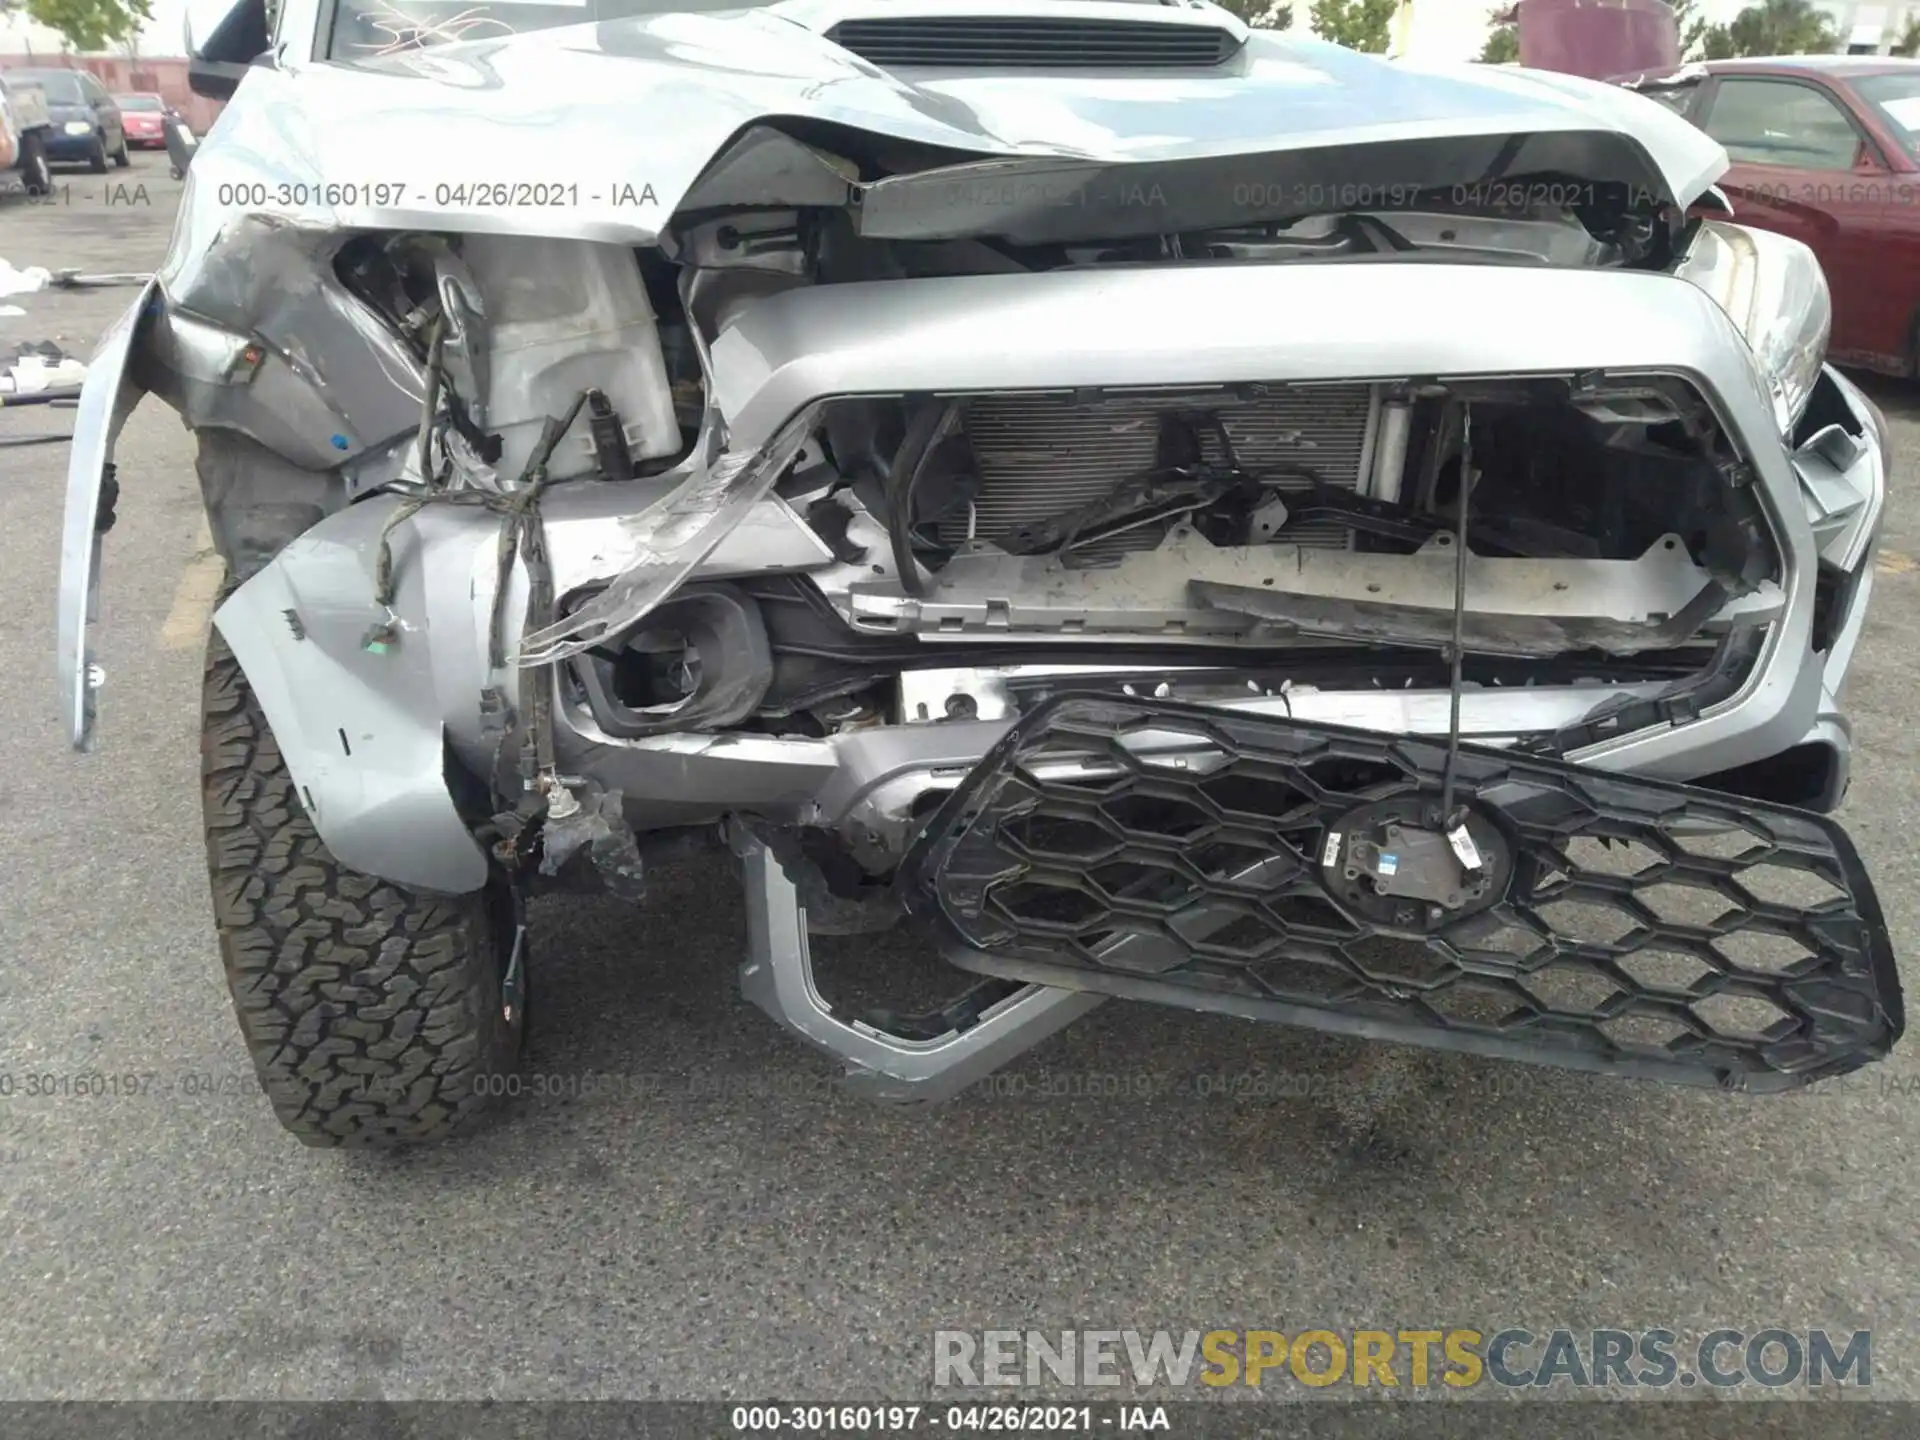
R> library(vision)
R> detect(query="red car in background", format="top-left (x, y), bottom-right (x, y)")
top-left (1617, 57), bottom-right (1920, 377)
top-left (112, 92), bottom-right (175, 150)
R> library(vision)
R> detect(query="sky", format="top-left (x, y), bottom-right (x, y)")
top-left (0, 0), bottom-right (207, 57)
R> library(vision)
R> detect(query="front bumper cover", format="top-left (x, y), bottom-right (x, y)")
top-left (902, 695), bottom-right (1902, 1093)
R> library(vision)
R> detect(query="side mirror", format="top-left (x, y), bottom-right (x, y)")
top-left (188, 57), bottom-right (248, 100)
top-left (185, 0), bottom-right (271, 100)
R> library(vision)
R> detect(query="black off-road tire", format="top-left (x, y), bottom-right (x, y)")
top-left (201, 629), bottom-right (525, 1147)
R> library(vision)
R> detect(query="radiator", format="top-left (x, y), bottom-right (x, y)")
top-left (941, 384), bottom-right (1379, 560)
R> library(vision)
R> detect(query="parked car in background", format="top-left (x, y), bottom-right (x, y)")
top-left (0, 73), bottom-right (54, 196)
top-left (3, 67), bottom-right (126, 173)
top-left (1617, 57), bottom-right (1920, 377)
top-left (112, 92), bottom-right (175, 150)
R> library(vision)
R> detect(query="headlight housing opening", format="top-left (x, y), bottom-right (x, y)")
top-left (1676, 220), bottom-right (1832, 436)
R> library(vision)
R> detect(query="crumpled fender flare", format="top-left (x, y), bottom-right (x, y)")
top-left (59, 295), bottom-right (492, 892)
top-left (58, 280), bottom-right (157, 754)
top-left (211, 496), bottom-right (498, 895)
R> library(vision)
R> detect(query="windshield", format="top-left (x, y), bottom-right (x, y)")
top-left (117, 94), bottom-right (164, 111)
top-left (8, 70), bottom-right (83, 104)
top-left (1854, 73), bottom-right (1920, 161)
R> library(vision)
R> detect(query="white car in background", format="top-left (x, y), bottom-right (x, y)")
top-left (0, 74), bottom-right (54, 197)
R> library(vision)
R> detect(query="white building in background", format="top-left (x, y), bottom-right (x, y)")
top-left (1813, 1), bottom-right (1920, 52)
top-left (1383, 0), bottom-right (1509, 62)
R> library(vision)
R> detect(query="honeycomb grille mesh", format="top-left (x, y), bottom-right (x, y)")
top-left (943, 386), bottom-right (1375, 561)
top-left (903, 697), bottom-right (1903, 1093)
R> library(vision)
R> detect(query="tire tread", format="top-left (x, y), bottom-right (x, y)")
top-left (200, 631), bottom-right (516, 1147)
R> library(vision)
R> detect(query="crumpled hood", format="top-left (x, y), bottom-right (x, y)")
top-left (167, 2), bottom-right (1726, 271)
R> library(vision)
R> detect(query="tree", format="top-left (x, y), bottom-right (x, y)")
top-left (1310, 0), bottom-right (1396, 51)
top-left (1667, 0), bottom-right (1760, 60)
top-left (1672, 0), bottom-right (1708, 57)
top-left (1897, 11), bottom-right (1920, 54)
top-left (23, 0), bottom-right (151, 52)
top-left (1723, 0), bottom-right (1840, 55)
top-left (1697, 24), bottom-right (1740, 56)
top-left (1216, 0), bottom-right (1295, 26)
top-left (1479, 4), bottom-right (1518, 61)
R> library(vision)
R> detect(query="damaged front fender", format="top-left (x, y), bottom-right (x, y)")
top-left (59, 280), bottom-right (157, 753)
top-left (211, 495), bottom-right (522, 894)
top-left (141, 221), bottom-right (427, 473)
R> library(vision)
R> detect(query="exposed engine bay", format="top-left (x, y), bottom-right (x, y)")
top-left (300, 191), bottom-right (1782, 767)
top-left (557, 365), bottom-right (1773, 748)
top-left (814, 373), bottom-right (1759, 581)
top-left (339, 207), bottom-right (1762, 759)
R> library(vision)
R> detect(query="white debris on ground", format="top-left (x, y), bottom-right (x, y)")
top-left (0, 342), bottom-right (86, 393)
top-left (0, 259), bottom-right (52, 298)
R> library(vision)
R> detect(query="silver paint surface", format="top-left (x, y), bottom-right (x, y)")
top-left (58, 281), bottom-right (155, 752)
top-left (176, 10), bottom-right (1725, 251)
top-left (57, 0), bottom-right (1844, 896)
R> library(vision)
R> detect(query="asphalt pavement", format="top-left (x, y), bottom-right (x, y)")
top-left (1, 161), bottom-right (1917, 1403)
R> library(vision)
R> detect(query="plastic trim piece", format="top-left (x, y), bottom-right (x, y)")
top-left (903, 694), bottom-right (1903, 1094)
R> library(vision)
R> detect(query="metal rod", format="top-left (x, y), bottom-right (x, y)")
top-left (0, 385), bottom-right (83, 407)
top-left (1439, 405), bottom-right (1471, 829)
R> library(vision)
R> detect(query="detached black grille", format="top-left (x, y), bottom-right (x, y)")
top-left (826, 17), bottom-right (1240, 69)
top-left (902, 696), bottom-right (1904, 1093)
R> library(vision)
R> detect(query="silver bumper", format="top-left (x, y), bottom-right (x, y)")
top-left (60, 262), bottom-right (1884, 892)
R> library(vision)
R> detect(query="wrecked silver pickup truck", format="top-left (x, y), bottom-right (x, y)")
top-left (60, 0), bottom-right (1902, 1146)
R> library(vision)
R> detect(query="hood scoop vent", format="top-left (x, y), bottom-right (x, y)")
top-left (826, 16), bottom-right (1241, 69)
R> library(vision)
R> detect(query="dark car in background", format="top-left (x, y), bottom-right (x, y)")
top-left (1618, 57), bottom-right (1920, 376)
top-left (2, 67), bottom-right (126, 173)
top-left (112, 92), bottom-right (175, 150)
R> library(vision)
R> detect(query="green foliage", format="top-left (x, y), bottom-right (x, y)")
top-left (24, 0), bottom-right (151, 51)
top-left (1214, 0), bottom-right (1295, 27)
top-left (1310, 0), bottom-right (1396, 51)
top-left (1897, 12), bottom-right (1920, 55)
top-left (1674, 0), bottom-right (1835, 60)
top-left (1723, 0), bottom-right (1841, 56)
top-left (1697, 23), bottom-right (1740, 57)
top-left (1479, 8), bottom-right (1518, 63)
top-left (1672, 0), bottom-right (1708, 57)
